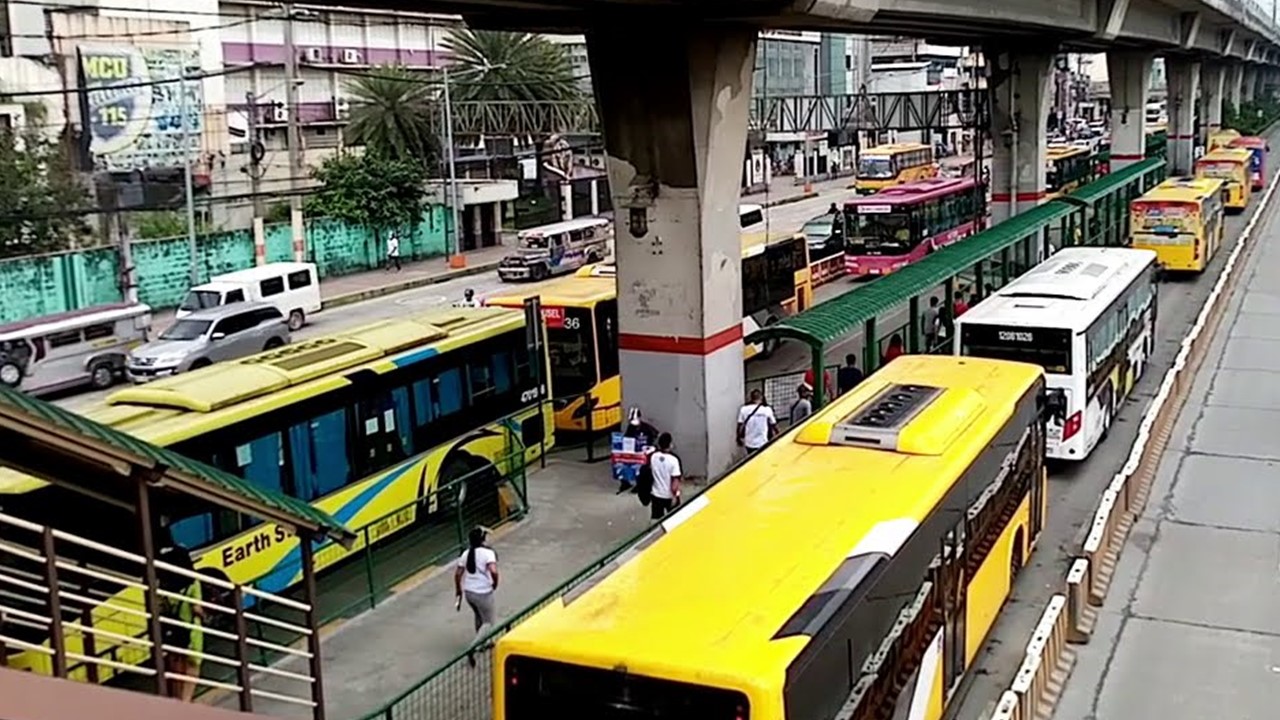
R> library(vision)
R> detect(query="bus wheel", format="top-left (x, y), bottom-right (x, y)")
top-left (436, 450), bottom-right (502, 522)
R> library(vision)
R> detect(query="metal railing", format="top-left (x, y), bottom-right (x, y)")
top-left (0, 510), bottom-right (320, 715)
top-left (309, 449), bottom-right (531, 628)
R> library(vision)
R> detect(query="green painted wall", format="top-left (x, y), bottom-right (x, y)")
top-left (0, 205), bottom-right (453, 323)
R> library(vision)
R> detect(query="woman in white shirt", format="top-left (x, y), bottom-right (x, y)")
top-left (454, 526), bottom-right (499, 666)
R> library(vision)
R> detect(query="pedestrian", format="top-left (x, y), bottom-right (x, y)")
top-left (883, 334), bottom-right (905, 365)
top-left (157, 543), bottom-right (204, 702)
top-left (936, 306), bottom-right (953, 352)
top-left (836, 353), bottom-right (864, 395)
top-left (954, 292), bottom-right (970, 317)
top-left (386, 232), bottom-right (402, 272)
top-left (647, 432), bottom-right (682, 520)
top-left (453, 288), bottom-right (481, 308)
top-left (454, 526), bottom-right (498, 668)
top-left (790, 383), bottom-right (814, 425)
top-left (828, 202), bottom-right (839, 215)
top-left (923, 296), bottom-right (941, 350)
top-left (619, 407), bottom-right (660, 494)
top-left (736, 389), bottom-right (777, 455)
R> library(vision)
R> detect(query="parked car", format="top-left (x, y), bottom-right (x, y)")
top-left (177, 262), bottom-right (320, 331)
top-left (801, 212), bottom-right (844, 261)
top-left (126, 303), bottom-right (289, 383)
top-left (0, 303), bottom-right (152, 395)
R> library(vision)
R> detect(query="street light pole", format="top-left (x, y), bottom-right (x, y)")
top-left (179, 70), bottom-right (199, 285)
top-left (442, 64), bottom-right (464, 264)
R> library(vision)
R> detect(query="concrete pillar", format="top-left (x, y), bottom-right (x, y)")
top-left (1166, 58), bottom-right (1200, 175)
top-left (1107, 52), bottom-right (1153, 172)
top-left (1227, 63), bottom-right (1245, 113)
top-left (1243, 66), bottom-right (1257, 103)
top-left (988, 50), bottom-right (1053, 223)
top-left (1201, 63), bottom-right (1227, 140)
top-left (587, 24), bottom-right (756, 478)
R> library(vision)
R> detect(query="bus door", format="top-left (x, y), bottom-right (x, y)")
top-left (940, 521), bottom-right (968, 695)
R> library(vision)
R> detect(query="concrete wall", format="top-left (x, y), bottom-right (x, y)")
top-left (0, 206), bottom-right (452, 322)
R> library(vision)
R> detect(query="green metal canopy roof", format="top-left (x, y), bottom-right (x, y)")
top-left (0, 386), bottom-right (354, 545)
top-left (1060, 158), bottom-right (1165, 206)
top-left (749, 201), bottom-right (1075, 349)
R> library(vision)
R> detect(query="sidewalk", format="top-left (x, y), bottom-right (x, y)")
top-left (238, 457), bottom-right (656, 720)
top-left (1054, 189), bottom-right (1280, 719)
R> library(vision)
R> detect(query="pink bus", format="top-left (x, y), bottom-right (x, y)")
top-left (843, 176), bottom-right (986, 277)
top-left (1228, 136), bottom-right (1269, 190)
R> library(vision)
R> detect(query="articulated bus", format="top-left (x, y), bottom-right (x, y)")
top-left (0, 306), bottom-right (553, 678)
top-left (496, 355), bottom-right (1048, 720)
top-left (844, 176), bottom-right (985, 277)
top-left (1228, 135), bottom-right (1269, 190)
top-left (855, 142), bottom-right (937, 194)
top-left (488, 231), bottom-right (812, 430)
top-left (1130, 177), bottom-right (1226, 273)
top-left (957, 246), bottom-right (1158, 461)
top-left (1195, 147), bottom-right (1253, 211)
top-left (1046, 144), bottom-right (1095, 200)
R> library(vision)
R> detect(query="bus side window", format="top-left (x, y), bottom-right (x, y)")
top-left (232, 433), bottom-right (285, 495)
top-left (289, 409), bottom-right (352, 501)
top-left (492, 351), bottom-right (514, 394)
top-left (595, 300), bottom-right (620, 379)
top-left (435, 367), bottom-right (465, 417)
top-left (170, 513), bottom-right (214, 549)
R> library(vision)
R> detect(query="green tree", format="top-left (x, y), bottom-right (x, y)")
top-left (343, 66), bottom-right (440, 164)
top-left (443, 29), bottom-right (580, 104)
top-left (306, 151), bottom-right (427, 243)
top-left (0, 124), bottom-right (93, 258)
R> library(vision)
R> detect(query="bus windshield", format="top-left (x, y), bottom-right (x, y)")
top-left (858, 156), bottom-right (894, 179)
top-left (545, 306), bottom-right (596, 397)
top-left (960, 324), bottom-right (1073, 375)
top-left (848, 210), bottom-right (913, 255)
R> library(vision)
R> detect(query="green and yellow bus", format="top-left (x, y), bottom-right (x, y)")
top-left (496, 354), bottom-right (1048, 720)
top-left (1, 306), bottom-right (552, 678)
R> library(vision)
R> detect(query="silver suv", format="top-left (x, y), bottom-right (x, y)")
top-left (126, 303), bottom-right (289, 382)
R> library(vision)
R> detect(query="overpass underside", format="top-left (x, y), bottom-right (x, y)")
top-left (314, 0), bottom-right (1280, 478)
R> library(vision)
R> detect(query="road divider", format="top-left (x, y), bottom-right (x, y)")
top-left (983, 159), bottom-right (1280, 720)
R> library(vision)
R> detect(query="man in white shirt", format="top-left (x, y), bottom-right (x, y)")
top-left (386, 232), bottom-right (402, 272)
top-left (737, 389), bottom-right (778, 455)
top-left (648, 432), bottom-right (682, 520)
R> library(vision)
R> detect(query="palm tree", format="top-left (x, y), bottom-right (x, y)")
top-left (343, 66), bottom-right (439, 163)
top-left (442, 29), bottom-right (580, 104)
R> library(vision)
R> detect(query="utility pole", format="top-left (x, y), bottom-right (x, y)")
top-left (179, 70), bottom-right (199, 285)
top-left (246, 90), bottom-right (265, 218)
top-left (282, 3), bottom-right (305, 256)
top-left (442, 64), bottom-right (464, 263)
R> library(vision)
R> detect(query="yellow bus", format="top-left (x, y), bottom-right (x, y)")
top-left (0, 306), bottom-right (553, 679)
top-left (1130, 177), bottom-right (1226, 272)
top-left (855, 142), bottom-right (938, 194)
top-left (496, 355), bottom-right (1048, 720)
top-left (1208, 128), bottom-right (1241, 151)
top-left (1046, 144), bottom-right (1094, 199)
top-left (489, 232), bottom-right (813, 432)
top-left (1195, 147), bottom-right (1253, 211)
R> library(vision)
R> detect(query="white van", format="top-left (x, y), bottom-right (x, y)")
top-left (0, 302), bottom-right (152, 394)
top-left (177, 262), bottom-right (320, 331)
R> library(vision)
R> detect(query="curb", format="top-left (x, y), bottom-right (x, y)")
top-left (762, 191), bottom-right (820, 208)
top-left (321, 260), bottom-right (503, 310)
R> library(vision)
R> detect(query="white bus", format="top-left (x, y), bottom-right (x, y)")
top-left (955, 246), bottom-right (1159, 460)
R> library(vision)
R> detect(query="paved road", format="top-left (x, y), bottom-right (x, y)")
top-left (1051, 178), bottom-right (1280, 720)
top-left (945, 125), bottom-right (1280, 720)
top-left (54, 182), bottom-right (857, 415)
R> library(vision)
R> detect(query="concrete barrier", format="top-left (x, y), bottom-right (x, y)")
top-left (984, 145), bottom-right (1280, 720)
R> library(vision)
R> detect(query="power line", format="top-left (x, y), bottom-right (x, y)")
top-left (0, 63), bottom-right (263, 99)
top-left (3, 17), bottom-right (255, 40)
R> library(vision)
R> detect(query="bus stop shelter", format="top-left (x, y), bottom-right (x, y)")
top-left (0, 386), bottom-right (353, 718)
